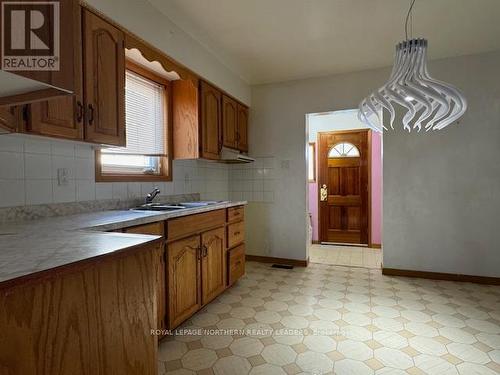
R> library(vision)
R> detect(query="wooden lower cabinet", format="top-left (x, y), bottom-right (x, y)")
top-left (123, 222), bottom-right (166, 332)
top-left (201, 227), bottom-right (226, 305)
top-left (166, 206), bottom-right (246, 329)
top-left (0, 241), bottom-right (160, 375)
top-left (167, 235), bottom-right (201, 329)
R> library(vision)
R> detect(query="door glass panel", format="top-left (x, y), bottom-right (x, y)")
top-left (328, 142), bottom-right (360, 158)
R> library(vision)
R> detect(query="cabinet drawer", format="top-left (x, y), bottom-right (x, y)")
top-left (167, 209), bottom-right (225, 240)
top-left (123, 221), bottom-right (164, 236)
top-left (227, 206), bottom-right (244, 223)
top-left (228, 245), bottom-right (245, 285)
top-left (227, 221), bottom-right (245, 248)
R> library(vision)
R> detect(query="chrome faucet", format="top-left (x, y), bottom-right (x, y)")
top-left (145, 187), bottom-right (160, 204)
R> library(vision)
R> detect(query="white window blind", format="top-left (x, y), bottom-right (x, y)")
top-left (103, 70), bottom-right (166, 156)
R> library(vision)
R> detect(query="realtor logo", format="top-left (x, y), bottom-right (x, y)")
top-left (1, 1), bottom-right (60, 71)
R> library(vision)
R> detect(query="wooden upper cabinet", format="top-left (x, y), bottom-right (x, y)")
top-left (200, 81), bottom-right (222, 160)
top-left (26, 4), bottom-right (83, 140)
top-left (82, 9), bottom-right (125, 146)
top-left (173, 79), bottom-right (199, 159)
top-left (168, 235), bottom-right (201, 328)
top-left (0, 0), bottom-right (79, 104)
top-left (237, 104), bottom-right (249, 152)
top-left (201, 227), bottom-right (226, 305)
top-left (27, 95), bottom-right (84, 140)
top-left (222, 95), bottom-right (238, 149)
top-left (0, 106), bottom-right (21, 132)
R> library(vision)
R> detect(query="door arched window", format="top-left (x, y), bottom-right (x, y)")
top-left (328, 142), bottom-right (360, 158)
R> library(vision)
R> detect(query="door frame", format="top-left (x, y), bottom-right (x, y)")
top-left (317, 129), bottom-right (372, 246)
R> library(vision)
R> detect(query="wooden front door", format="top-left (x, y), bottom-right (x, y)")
top-left (318, 130), bottom-right (369, 245)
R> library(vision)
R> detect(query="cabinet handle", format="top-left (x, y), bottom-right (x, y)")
top-left (87, 104), bottom-right (94, 125)
top-left (76, 101), bottom-right (84, 123)
top-left (233, 212), bottom-right (240, 216)
top-left (202, 244), bottom-right (208, 257)
top-left (234, 231), bottom-right (240, 236)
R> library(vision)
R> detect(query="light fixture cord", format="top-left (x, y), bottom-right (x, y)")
top-left (405, 0), bottom-right (416, 41)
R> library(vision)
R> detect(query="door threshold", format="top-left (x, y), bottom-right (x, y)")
top-left (320, 242), bottom-right (368, 247)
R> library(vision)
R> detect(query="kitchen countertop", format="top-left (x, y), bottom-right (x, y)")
top-left (0, 201), bottom-right (246, 286)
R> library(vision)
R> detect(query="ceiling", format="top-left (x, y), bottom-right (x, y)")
top-left (147, 0), bottom-right (500, 85)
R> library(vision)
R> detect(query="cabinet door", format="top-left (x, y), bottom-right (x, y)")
top-left (173, 79), bottom-right (200, 159)
top-left (222, 95), bottom-right (238, 149)
top-left (201, 227), bottom-right (226, 305)
top-left (6, 0), bottom-right (78, 94)
top-left (200, 81), bottom-right (221, 160)
top-left (83, 9), bottom-right (125, 146)
top-left (167, 235), bottom-right (201, 328)
top-left (0, 106), bottom-right (21, 132)
top-left (237, 104), bottom-right (249, 152)
top-left (157, 245), bottom-right (167, 332)
top-left (27, 4), bottom-right (84, 141)
top-left (27, 96), bottom-right (84, 140)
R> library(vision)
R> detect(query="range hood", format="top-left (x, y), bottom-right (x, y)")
top-left (220, 147), bottom-right (255, 163)
top-left (0, 70), bottom-right (72, 106)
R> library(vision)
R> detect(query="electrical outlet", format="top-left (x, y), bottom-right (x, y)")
top-left (57, 168), bottom-right (69, 186)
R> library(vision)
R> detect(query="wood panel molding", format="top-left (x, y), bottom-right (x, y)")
top-left (382, 267), bottom-right (500, 285)
top-left (246, 255), bottom-right (309, 267)
top-left (0, 242), bottom-right (160, 375)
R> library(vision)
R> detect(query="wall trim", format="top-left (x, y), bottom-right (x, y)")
top-left (382, 267), bottom-right (500, 285)
top-left (370, 243), bottom-right (382, 249)
top-left (312, 240), bottom-right (321, 245)
top-left (246, 255), bottom-right (308, 267)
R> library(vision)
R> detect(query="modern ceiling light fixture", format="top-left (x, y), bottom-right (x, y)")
top-left (358, 0), bottom-right (467, 132)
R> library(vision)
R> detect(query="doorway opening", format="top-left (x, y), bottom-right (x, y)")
top-left (306, 109), bottom-right (382, 268)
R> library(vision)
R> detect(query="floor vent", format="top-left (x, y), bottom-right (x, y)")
top-left (271, 264), bottom-right (294, 270)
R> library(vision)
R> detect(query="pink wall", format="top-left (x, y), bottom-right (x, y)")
top-left (309, 131), bottom-right (382, 245)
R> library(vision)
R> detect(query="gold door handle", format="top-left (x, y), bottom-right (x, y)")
top-left (320, 184), bottom-right (328, 201)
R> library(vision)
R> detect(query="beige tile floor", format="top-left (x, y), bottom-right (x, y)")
top-left (158, 261), bottom-right (500, 375)
top-left (310, 244), bottom-right (382, 269)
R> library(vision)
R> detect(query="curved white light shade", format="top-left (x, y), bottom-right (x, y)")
top-left (358, 39), bottom-right (467, 133)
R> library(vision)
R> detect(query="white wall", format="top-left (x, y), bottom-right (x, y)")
top-left (86, 0), bottom-right (250, 104)
top-left (250, 50), bottom-right (500, 277)
top-left (249, 64), bottom-right (389, 261)
top-left (383, 51), bottom-right (500, 278)
top-left (307, 109), bottom-right (369, 143)
top-left (0, 134), bottom-right (230, 207)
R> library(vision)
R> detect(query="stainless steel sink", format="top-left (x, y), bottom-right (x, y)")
top-left (132, 200), bottom-right (227, 212)
top-left (132, 203), bottom-right (187, 211)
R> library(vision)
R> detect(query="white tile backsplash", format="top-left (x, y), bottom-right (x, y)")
top-left (229, 157), bottom-right (276, 203)
top-left (26, 180), bottom-right (52, 205)
top-left (0, 179), bottom-right (25, 207)
top-left (76, 180), bottom-right (96, 201)
top-left (0, 134), bottom-right (237, 208)
top-left (0, 151), bottom-right (25, 179)
top-left (25, 153), bottom-right (51, 179)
